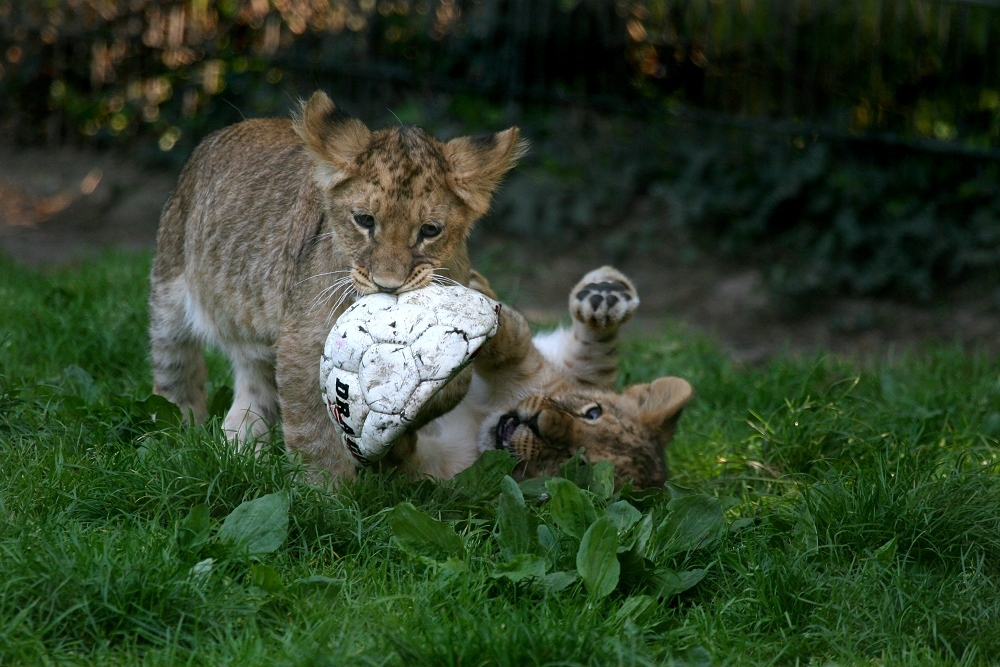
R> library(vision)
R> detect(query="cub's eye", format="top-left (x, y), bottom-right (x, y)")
top-left (353, 213), bottom-right (376, 230)
top-left (419, 223), bottom-right (442, 239)
top-left (582, 404), bottom-right (602, 420)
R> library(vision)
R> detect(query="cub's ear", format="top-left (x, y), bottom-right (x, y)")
top-left (443, 128), bottom-right (529, 217)
top-left (293, 91), bottom-right (372, 189)
top-left (624, 377), bottom-right (694, 444)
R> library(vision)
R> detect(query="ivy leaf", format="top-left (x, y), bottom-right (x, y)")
top-left (390, 502), bottom-right (464, 561)
top-left (491, 554), bottom-right (548, 582)
top-left (545, 477), bottom-right (600, 540)
top-left (217, 492), bottom-right (290, 557)
top-left (577, 515), bottom-right (620, 599)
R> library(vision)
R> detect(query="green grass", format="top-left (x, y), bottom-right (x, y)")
top-left (2, 252), bottom-right (999, 665)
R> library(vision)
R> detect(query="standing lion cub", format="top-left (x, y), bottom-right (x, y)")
top-left (149, 91), bottom-right (526, 478)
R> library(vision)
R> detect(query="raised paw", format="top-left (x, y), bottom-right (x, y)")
top-left (569, 266), bottom-right (639, 330)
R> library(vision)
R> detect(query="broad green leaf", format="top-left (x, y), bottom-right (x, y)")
top-left (177, 503), bottom-right (213, 551)
top-left (873, 536), bottom-right (897, 566)
top-left (621, 485), bottom-right (671, 512)
top-left (665, 482), bottom-right (696, 500)
top-left (652, 494), bottom-right (724, 557)
top-left (606, 500), bottom-right (642, 534)
top-left (537, 524), bottom-right (557, 553)
top-left (438, 557), bottom-right (468, 579)
top-left (134, 394), bottom-right (183, 427)
top-left (536, 570), bottom-right (578, 593)
top-left (618, 550), bottom-right (654, 587)
top-left (590, 461), bottom-right (615, 500)
top-left (559, 449), bottom-right (593, 489)
top-left (718, 496), bottom-right (740, 512)
top-left (249, 564), bottom-right (284, 594)
top-left (390, 502), bottom-right (464, 561)
top-left (518, 476), bottom-right (550, 500)
top-left (491, 554), bottom-right (548, 582)
top-left (618, 512), bottom-right (656, 586)
top-left (729, 517), bottom-right (755, 534)
top-left (451, 449), bottom-right (517, 500)
top-left (497, 476), bottom-right (534, 558)
top-left (615, 594), bottom-right (657, 628)
top-left (652, 567), bottom-right (707, 599)
top-left (577, 515), bottom-right (620, 599)
top-left (627, 512), bottom-right (654, 558)
top-left (545, 477), bottom-right (599, 539)
top-left (188, 557), bottom-right (213, 582)
top-left (218, 492), bottom-right (290, 557)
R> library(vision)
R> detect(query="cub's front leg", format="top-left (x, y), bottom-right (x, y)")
top-left (275, 305), bottom-right (357, 481)
top-left (533, 266), bottom-right (639, 389)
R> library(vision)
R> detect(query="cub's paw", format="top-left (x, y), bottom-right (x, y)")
top-left (570, 266), bottom-right (639, 329)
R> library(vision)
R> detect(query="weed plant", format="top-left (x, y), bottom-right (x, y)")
top-left (1, 253), bottom-right (999, 665)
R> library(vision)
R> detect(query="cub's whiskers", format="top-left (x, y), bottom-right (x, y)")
top-left (307, 276), bottom-right (354, 318)
top-left (326, 283), bottom-right (359, 326)
top-left (294, 268), bottom-right (352, 289)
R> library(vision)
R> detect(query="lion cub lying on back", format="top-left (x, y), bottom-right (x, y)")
top-left (411, 266), bottom-right (693, 489)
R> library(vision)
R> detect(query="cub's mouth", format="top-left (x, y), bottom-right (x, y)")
top-left (495, 413), bottom-right (519, 450)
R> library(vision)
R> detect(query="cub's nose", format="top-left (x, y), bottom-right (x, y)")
top-left (372, 278), bottom-right (403, 294)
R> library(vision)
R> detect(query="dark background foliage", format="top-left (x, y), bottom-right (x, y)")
top-left (2, 0), bottom-right (1000, 299)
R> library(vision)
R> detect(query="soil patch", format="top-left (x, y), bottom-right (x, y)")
top-left (2, 143), bottom-right (996, 362)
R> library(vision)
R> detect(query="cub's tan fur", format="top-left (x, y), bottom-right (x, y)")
top-left (149, 90), bottom-right (525, 478)
top-left (412, 267), bottom-right (693, 488)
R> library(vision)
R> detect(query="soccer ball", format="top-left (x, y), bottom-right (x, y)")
top-left (320, 283), bottom-right (501, 467)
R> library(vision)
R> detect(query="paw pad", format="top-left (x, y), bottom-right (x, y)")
top-left (570, 273), bottom-right (638, 329)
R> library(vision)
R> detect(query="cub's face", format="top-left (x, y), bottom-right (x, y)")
top-left (328, 130), bottom-right (470, 295)
top-left (294, 91), bottom-right (527, 295)
top-left (479, 377), bottom-right (693, 489)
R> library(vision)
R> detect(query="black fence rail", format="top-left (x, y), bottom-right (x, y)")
top-left (1, 0), bottom-right (999, 153)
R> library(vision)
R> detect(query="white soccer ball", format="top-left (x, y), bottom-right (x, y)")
top-left (320, 283), bottom-right (501, 467)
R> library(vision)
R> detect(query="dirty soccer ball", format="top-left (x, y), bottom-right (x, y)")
top-left (320, 283), bottom-right (501, 467)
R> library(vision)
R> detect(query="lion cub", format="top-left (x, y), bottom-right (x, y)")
top-left (412, 266), bottom-right (693, 488)
top-left (149, 91), bottom-right (526, 478)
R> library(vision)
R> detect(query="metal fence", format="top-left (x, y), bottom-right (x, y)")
top-left (1, 0), bottom-right (999, 153)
